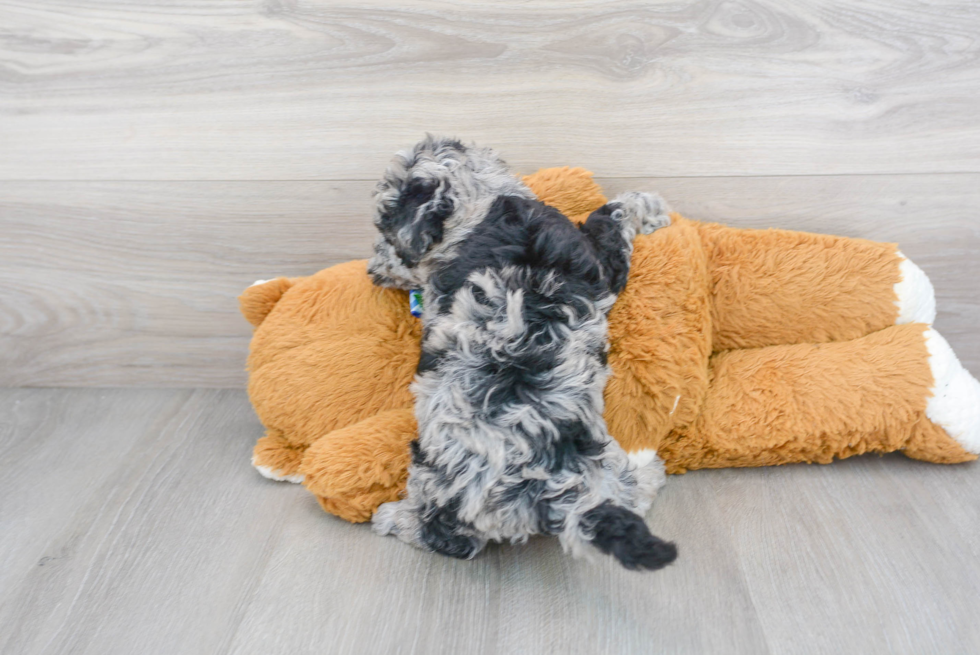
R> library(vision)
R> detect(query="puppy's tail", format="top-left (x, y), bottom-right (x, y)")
top-left (582, 501), bottom-right (677, 571)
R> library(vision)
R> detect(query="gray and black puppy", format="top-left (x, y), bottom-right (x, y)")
top-left (367, 135), bottom-right (676, 570)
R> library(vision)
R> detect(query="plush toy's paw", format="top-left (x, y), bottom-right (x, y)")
top-left (894, 251), bottom-right (937, 325)
top-left (611, 191), bottom-right (672, 235)
top-left (924, 328), bottom-right (980, 454)
top-left (251, 431), bottom-right (306, 483)
top-left (253, 457), bottom-right (305, 484)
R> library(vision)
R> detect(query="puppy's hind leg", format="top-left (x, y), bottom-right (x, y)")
top-left (373, 496), bottom-right (487, 560)
top-left (417, 499), bottom-right (487, 560)
top-left (372, 498), bottom-right (423, 542)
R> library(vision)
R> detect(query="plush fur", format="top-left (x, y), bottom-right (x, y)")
top-left (240, 164), bottom-right (979, 528)
top-left (366, 136), bottom-right (675, 569)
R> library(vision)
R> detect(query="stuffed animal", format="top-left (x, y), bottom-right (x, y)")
top-left (240, 167), bottom-right (980, 523)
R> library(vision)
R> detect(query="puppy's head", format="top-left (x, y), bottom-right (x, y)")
top-left (367, 135), bottom-right (524, 288)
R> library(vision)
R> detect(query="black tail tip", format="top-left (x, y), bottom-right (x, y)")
top-left (619, 536), bottom-right (678, 572)
top-left (584, 501), bottom-right (678, 572)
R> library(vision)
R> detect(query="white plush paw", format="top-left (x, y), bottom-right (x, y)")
top-left (252, 456), bottom-right (305, 484)
top-left (250, 279), bottom-right (272, 288)
top-left (924, 328), bottom-right (980, 454)
top-left (894, 252), bottom-right (936, 325)
top-left (612, 191), bottom-right (672, 235)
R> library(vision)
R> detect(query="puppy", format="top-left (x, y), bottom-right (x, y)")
top-left (367, 136), bottom-right (676, 570)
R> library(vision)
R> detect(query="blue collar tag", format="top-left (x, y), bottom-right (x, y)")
top-left (409, 290), bottom-right (423, 317)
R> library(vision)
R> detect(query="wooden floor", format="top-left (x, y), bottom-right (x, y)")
top-left (2, 1), bottom-right (980, 653)
top-left (0, 387), bottom-right (977, 655)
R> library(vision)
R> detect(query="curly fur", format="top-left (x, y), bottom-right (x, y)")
top-left (368, 135), bottom-right (676, 571)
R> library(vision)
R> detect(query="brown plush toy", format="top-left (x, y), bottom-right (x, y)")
top-left (241, 167), bottom-right (980, 523)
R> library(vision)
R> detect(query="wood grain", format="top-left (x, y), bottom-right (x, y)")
top-left (2, 4), bottom-right (978, 653)
top-left (0, 181), bottom-right (377, 387)
top-left (720, 458), bottom-right (980, 654)
top-left (1, 175), bottom-right (976, 387)
top-left (2, 0), bottom-right (980, 180)
top-left (1, 388), bottom-right (978, 654)
top-left (0, 388), bottom-right (302, 655)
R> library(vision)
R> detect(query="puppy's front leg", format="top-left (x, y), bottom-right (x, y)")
top-left (611, 191), bottom-right (672, 237)
top-left (580, 191), bottom-right (671, 294)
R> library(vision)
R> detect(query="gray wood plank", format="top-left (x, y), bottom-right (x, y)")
top-left (223, 476), bottom-right (772, 655)
top-left (0, 388), bottom-right (300, 655)
top-left (0, 388), bottom-right (192, 599)
top-left (713, 457), bottom-right (980, 654)
top-left (2, 0), bottom-right (979, 180)
top-left (2, 388), bottom-right (978, 654)
top-left (1, 175), bottom-right (977, 387)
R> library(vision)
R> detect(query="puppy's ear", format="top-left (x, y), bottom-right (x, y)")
top-left (391, 179), bottom-right (454, 267)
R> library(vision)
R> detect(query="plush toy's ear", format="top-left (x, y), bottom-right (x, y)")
top-left (522, 167), bottom-right (608, 224)
top-left (238, 277), bottom-right (296, 327)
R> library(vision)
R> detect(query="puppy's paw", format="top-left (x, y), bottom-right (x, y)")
top-left (612, 192), bottom-right (671, 235)
top-left (371, 500), bottom-right (404, 536)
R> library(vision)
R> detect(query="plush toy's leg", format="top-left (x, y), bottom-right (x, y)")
top-left (660, 324), bottom-right (978, 473)
top-left (894, 252), bottom-right (937, 325)
top-left (914, 328), bottom-right (980, 457)
top-left (694, 220), bottom-right (935, 350)
top-left (252, 429), bottom-right (307, 483)
top-left (300, 408), bottom-right (416, 523)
